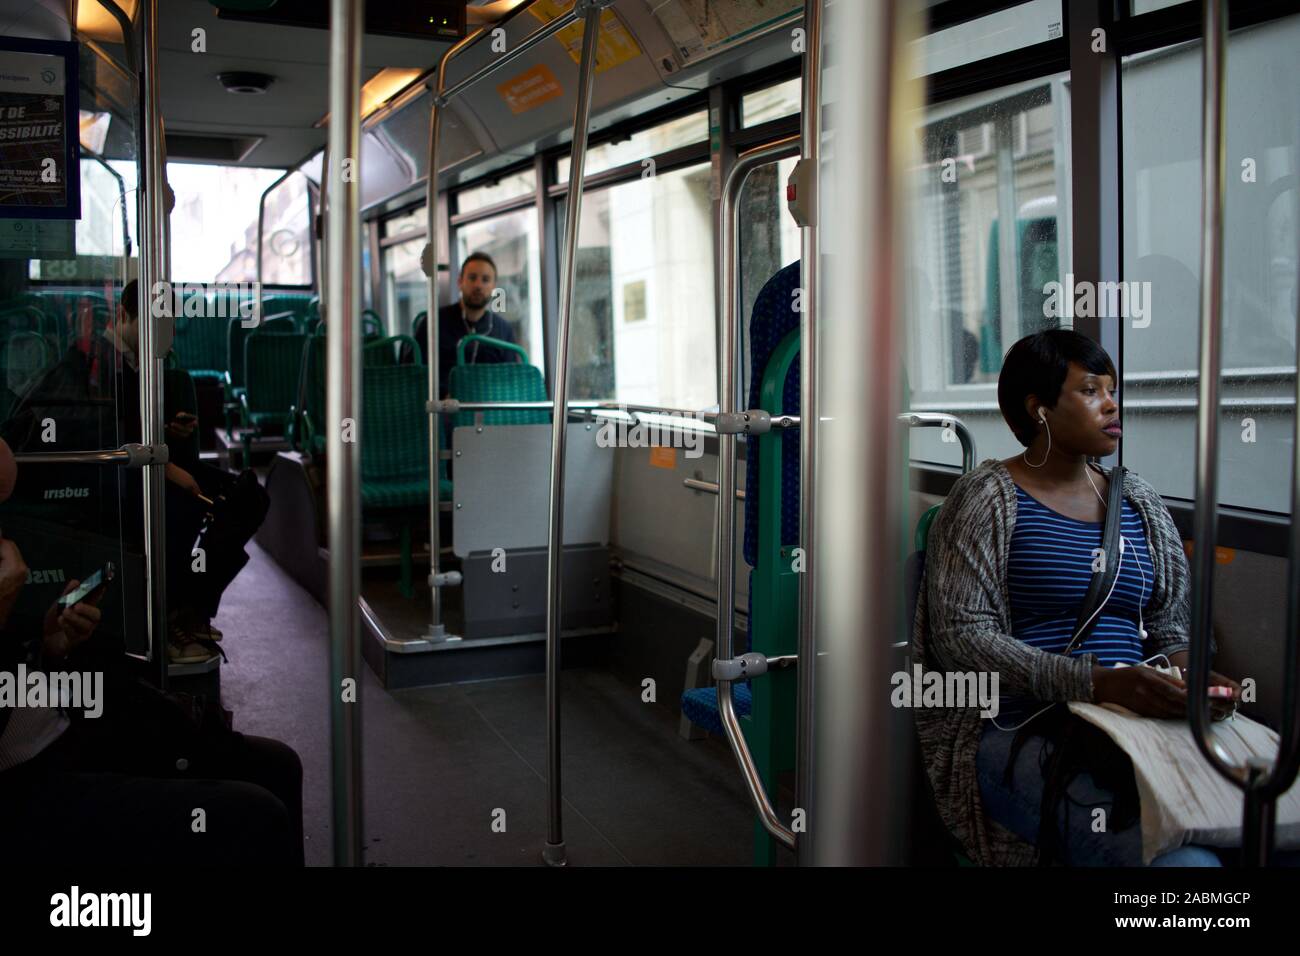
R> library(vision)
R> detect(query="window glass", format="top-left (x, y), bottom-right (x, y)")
top-left (167, 163), bottom-right (286, 283)
top-left (738, 156), bottom-right (801, 406)
top-left (454, 207), bottom-right (544, 374)
top-left (457, 168), bottom-right (536, 215)
top-left (1121, 16), bottom-right (1300, 512)
top-left (382, 237), bottom-right (426, 339)
top-left (556, 111), bottom-right (708, 182)
top-left (911, 0), bottom-right (1064, 77)
top-left (383, 204), bottom-right (426, 240)
top-left (1130, 0), bottom-right (1188, 15)
top-left (742, 77), bottom-right (801, 128)
top-left (258, 171), bottom-right (312, 286)
top-left (28, 157), bottom-right (136, 282)
top-left (905, 75), bottom-right (1072, 469)
top-left (565, 163), bottom-right (716, 409)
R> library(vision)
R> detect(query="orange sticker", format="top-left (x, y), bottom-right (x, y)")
top-left (1183, 542), bottom-right (1236, 564)
top-left (497, 64), bottom-right (563, 115)
top-left (649, 446), bottom-right (677, 470)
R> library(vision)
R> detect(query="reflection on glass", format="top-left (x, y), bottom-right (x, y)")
top-left (455, 207), bottom-right (543, 371)
top-left (383, 204), bottom-right (426, 240)
top-left (1122, 17), bottom-right (1300, 512)
top-left (383, 238), bottom-right (426, 340)
top-left (556, 111), bottom-right (708, 182)
top-left (259, 171), bottom-right (312, 287)
top-left (457, 169), bottom-right (536, 216)
top-left (567, 163), bottom-right (716, 408)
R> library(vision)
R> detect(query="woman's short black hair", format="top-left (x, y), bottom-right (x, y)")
top-left (997, 329), bottom-right (1116, 447)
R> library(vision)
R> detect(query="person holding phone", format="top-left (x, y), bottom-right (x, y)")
top-left (0, 438), bottom-right (304, 865)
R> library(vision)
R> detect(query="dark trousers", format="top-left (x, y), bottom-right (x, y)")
top-left (0, 717), bottom-right (303, 866)
top-left (163, 463), bottom-right (251, 621)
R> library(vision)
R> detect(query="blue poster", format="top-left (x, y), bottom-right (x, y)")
top-left (0, 36), bottom-right (81, 220)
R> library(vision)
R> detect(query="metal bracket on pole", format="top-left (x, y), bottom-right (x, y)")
top-left (786, 157), bottom-right (817, 228)
top-left (714, 409), bottom-right (773, 435)
top-left (712, 652), bottom-right (797, 682)
top-left (428, 570), bottom-right (463, 588)
top-left (428, 398), bottom-right (461, 415)
top-left (122, 442), bottom-right (170, 467)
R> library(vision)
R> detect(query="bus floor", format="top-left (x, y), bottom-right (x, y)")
top-left (214, 541), bottom-right (762, 866)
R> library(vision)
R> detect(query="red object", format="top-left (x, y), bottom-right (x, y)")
top-left (786, 183), bottom-right (797, 201)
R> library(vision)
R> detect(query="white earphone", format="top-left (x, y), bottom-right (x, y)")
top-left (1023, 407), bottom-right (1051, 468)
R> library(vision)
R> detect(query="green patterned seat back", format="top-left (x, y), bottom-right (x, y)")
top-left (245, 332), bottom-right (307, 423)
top-left (361, 365), bottom-right (430, 509)
top-left (261, 294), bottom-right (315, 327)
top-left (171, 294), bottom-right (234, 377)
top-left (448, 363), bottom-right (548, 426)
top-left (229, 315), bottom-right (294, 389)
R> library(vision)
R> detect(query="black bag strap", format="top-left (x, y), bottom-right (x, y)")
top-left (1065, 463), bottom-right (1126, 655)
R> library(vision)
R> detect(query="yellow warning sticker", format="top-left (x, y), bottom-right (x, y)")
top-left (529, 0), bottom-right (642, 74)
top-left (497, 63), bottom-right (564, 115)
top-left (649, 446), bottom-right (677, 470)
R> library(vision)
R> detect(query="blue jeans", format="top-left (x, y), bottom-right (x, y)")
top-left (976, 720), bottom-right (1298, 867)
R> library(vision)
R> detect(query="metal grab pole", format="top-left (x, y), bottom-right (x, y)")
top-left (138, 0), bottom-right (168, 687)
top-left (897, 412), bottom-right (977, 474)
top-left (424, 0), bottom-right (581, 641)
top-left (542, 0), bottom-right (604, 868)
top-left (1187, 0), bottom-right (1300, 867)
top-left (425, 27), bottom-right (483, 642)
top-left (815, 0), bottom-right (914, 865)
top-left (716, 134), bottom-right (801, 853)
top-left (795, 0), bottom-right (823, 866)
top-left (326, 0), bottom-right (364, 868)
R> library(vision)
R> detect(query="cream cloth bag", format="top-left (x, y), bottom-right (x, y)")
top-left (1068, 701), bottom-right (1300, 863)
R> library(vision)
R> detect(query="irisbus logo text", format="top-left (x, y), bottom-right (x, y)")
top-left (44, 486), bottom-right (89, 500)
top-left (27, 569), bottom-right (65, 584)
top-left (149, 280), bottom-right (262, 326)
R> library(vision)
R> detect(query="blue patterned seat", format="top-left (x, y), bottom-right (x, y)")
top-left (682, 261), bottom-right (801, 732)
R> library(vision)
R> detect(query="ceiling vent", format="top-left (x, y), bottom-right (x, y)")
top-left (217, 71), bottom-right (275, 94)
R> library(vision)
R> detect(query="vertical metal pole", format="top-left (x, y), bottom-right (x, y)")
top-left (814, 0), bottom-right (914, 865)
top-left (138, 0), bottom-right (168, 686)
top-left (425, 29), bottom-right (485, 642)
top-left (794, 0), bottom-right (822, 866)
top-left (542, 0), bottom-right (602, 867)
top-left (326, 0), bottom-right (364, 868)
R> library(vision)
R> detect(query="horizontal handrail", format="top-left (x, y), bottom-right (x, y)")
top-left (898, 411), bottom-right (976, 473)
top-left (14, 443), bottom-right (164, 467)
top-left (683, 478), bottom-right (745, 500)
top-left (437, 5), bottom-right (582, 106)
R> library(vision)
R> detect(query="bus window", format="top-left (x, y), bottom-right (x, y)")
top-left (259, 172), bottom-right (313, 288)
top-left (738, 155), bottom-right (800, 406)
top-left (556, 110), bottom-right (708, 182)
top-left (566, 163), bottom-right (716, 410)
top-left (168, 164), bottom-right (285, 284)
top-left (741, 77), bottom-right (801, 128)
top-left (454, 206), bottom-right (544, 373)
top-left (906, 76), bottom-right (1071, 469)
top-left (1121, 15), bottom-right (1300, 512)
top-left (457, 168), bottom-right (536, 215)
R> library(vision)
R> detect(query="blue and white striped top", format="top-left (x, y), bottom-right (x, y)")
top-left (1007, 484), bottom-right (1152, 665)
top-left (994, 484), bottom-right (1153, 723)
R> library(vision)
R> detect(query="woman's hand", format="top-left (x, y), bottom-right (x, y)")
top-left (0, 537), bottom-right (28, 630)
top-left (1092, 665), bottom-right (1187, 718)
top-left (42, 580), bottom-right (102, 659)
top-left (1168, 651), bottom-right (1241, 720)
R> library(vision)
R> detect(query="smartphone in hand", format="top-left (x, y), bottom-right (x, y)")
top-left (58, 562), bottom-right (115, 607)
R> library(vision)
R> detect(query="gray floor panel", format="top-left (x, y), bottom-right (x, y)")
top-left (221, 542), bottom-right (755, 866)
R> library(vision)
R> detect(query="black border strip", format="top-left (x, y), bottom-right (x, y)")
top-left (1114, 0), bottom-right (1297, 55)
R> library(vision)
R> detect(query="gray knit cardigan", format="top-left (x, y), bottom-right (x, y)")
top-left (911, 459), bottom-right (1194, 866)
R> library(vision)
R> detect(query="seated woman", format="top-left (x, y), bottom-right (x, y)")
top-left (913, 329), bottom-right (1262, 867)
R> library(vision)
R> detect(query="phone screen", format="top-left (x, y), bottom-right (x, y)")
top-left (58, 562), bottom-right (115, 607)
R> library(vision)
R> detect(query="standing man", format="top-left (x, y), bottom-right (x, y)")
top-left (413, 251), bottom-right (517, 396)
